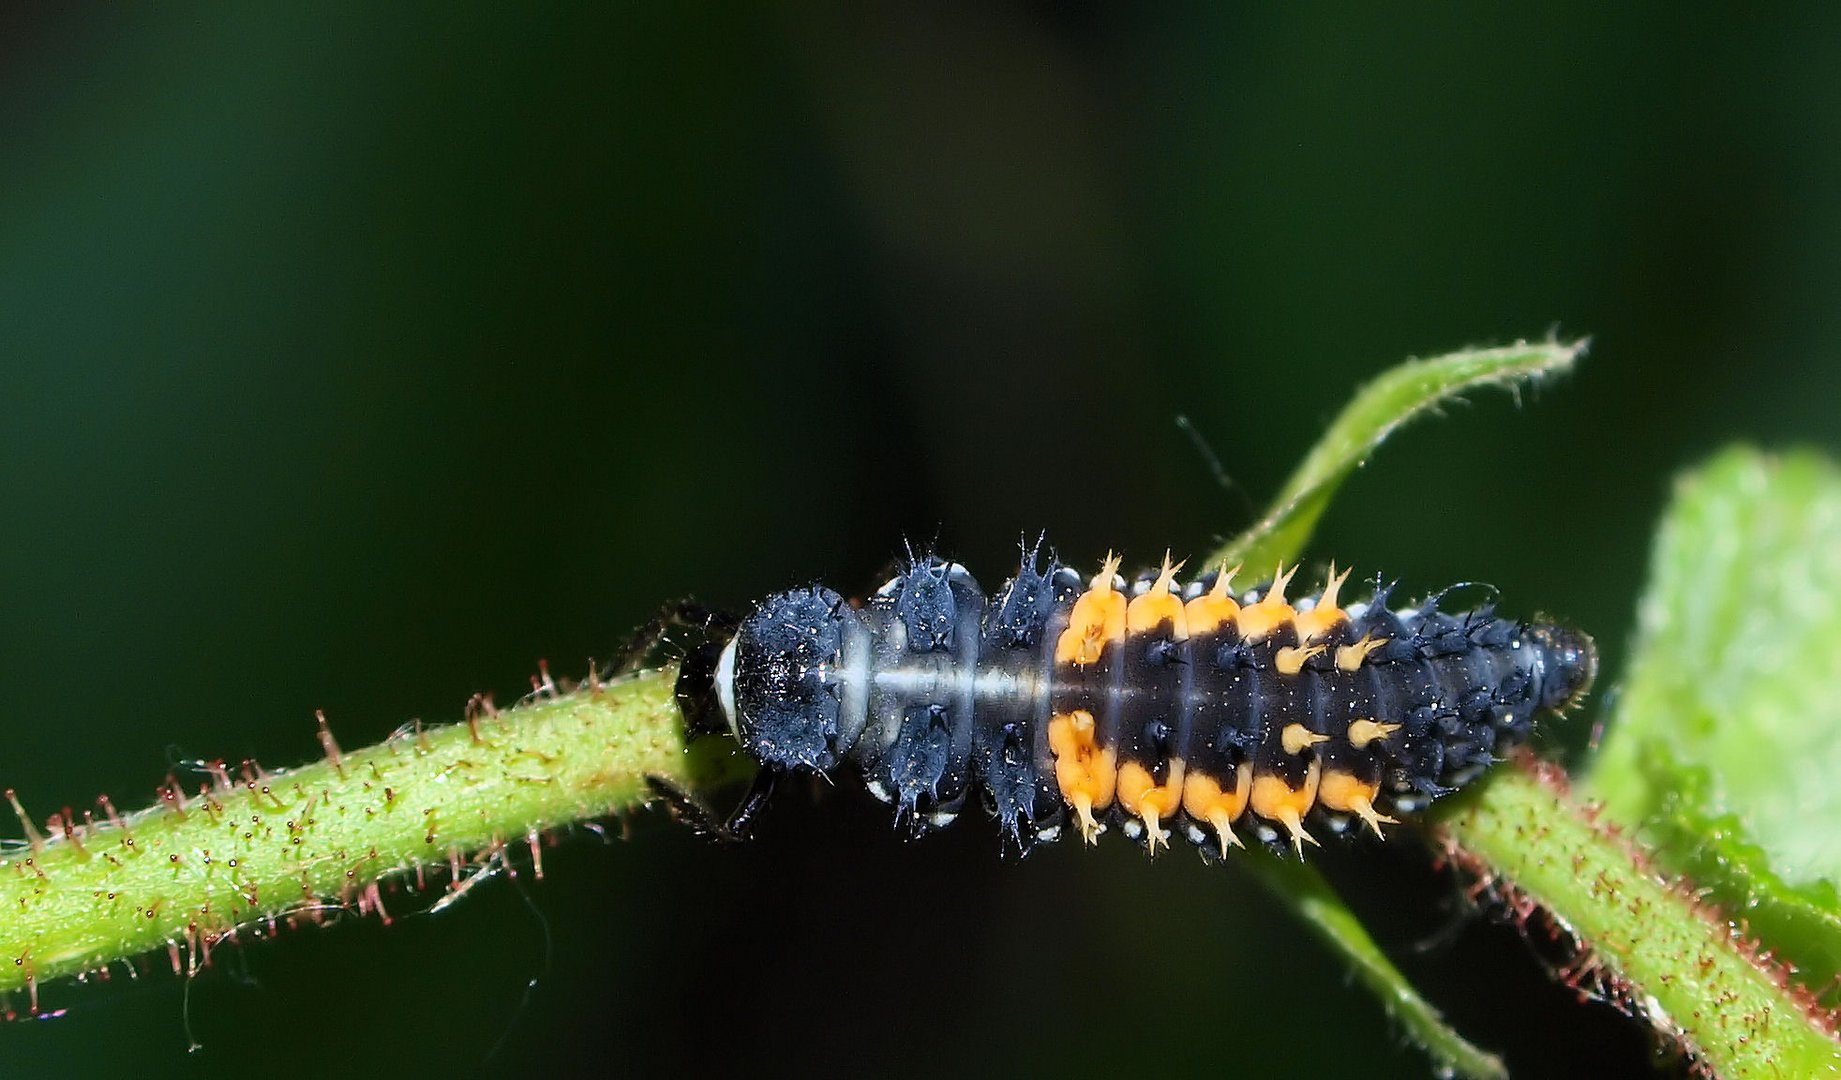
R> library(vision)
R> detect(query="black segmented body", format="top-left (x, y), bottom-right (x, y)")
top-left (701, 546), bottom-right (1596, 856)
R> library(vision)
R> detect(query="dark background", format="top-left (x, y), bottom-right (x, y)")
top-left (4, 5), bottom-right (1838, 1078)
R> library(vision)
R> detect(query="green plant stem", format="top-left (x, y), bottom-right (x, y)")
top-left (0, 668), bottom-right (701, 1008)
top-left (1436, 763), bottom-right (1841, 1079)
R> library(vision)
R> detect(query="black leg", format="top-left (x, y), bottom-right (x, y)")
top-left (644, 774), bottom-right (742, 845)
top-left (615, 599), bottom-right (737, 676)
top-left (720, 768), bottom-right (778, 840)
top-left (643, 767), bottom-right (778, 845)
top-left (619, 599), bottom-right (741, 739)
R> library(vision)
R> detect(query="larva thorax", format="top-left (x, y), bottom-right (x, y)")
top-left (701, 545), bottom-right (1595, 859)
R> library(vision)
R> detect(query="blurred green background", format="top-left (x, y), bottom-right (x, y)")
top-left (4, 5), bottom-right (1838, 1077)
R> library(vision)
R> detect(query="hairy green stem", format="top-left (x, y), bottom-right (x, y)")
top-left (0, 667), bottom-right (696, 1010)
top-left (1435, 763), bottom-right (1841, 1078)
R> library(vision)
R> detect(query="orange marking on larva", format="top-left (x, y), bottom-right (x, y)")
top-left (1294, 563), bottom-right (1353, 644)
top-left (1048, 710), bottom-right (1116, 843)
top-left (1054, 556), bottom-right (1128, 665)
top-left (1094, 550), bottom-right (1122, 587)
top-left (1182, 763), bottom-right (1251, 859)
top-left (1184, 560), bottom-right (1240, 635)
top-left (1126, 552), bottom-right (1188, 638)
top-left (1335, 634), bottom-right (1388, 672)
top-left (1280, 722), bottom-right (1330, 755)
top-left (1235, 562), bottom-right (1298, 643)
top-left (1251, 763), bottom-right (1321, 856)
top-left (1274, 643), bottom-right (1326, 676)
top-left (1117, 758), bottom-right (1186, 854)
top-left (1318, 769), bottom-right (1398, 839)
top-left (1346, 718), bottom-right (1401, 750)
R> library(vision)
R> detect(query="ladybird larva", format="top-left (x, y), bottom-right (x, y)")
top-left (676, 544), bottom-right (1596, 859)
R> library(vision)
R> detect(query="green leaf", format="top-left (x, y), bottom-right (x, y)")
top-left (1214, 340), bottom-right (1581, 1080)
top-left (1587, 447), bottom-right (1841, 997)
top-left (1202, 339), bottom-right (1586, 575)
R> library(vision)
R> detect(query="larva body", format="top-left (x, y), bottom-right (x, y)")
top-left (688, 546), bottom-right (1595, 857)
